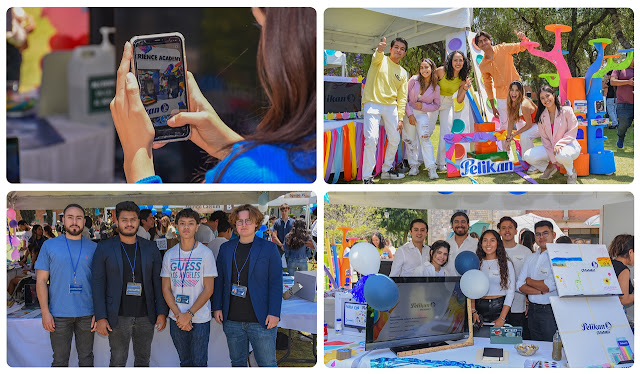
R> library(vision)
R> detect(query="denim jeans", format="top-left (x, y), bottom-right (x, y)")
top-left (616, 102), bottom-right (634, 140)
top-left (50, 315), bottom-right (95, 367)
top-left (169, 318), bottom-right (210, 367)
top-left (606, 98), bottom-right (618, 127)
top-left (287, 258), bottom-right (308, 276)
top-left (528, 302), bottom-right (557, 342)
top-left (474, 296), bottom-right (506, 337)
top-left (222, 320), bottom-right (277, 367)
top-left (108, 316), bottom-right (155, 367)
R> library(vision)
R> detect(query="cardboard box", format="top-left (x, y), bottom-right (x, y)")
top-left (293, 270), bottom-right (316, 302)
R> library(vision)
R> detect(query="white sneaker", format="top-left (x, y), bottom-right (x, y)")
top-left (408, 166), bottom-right (420, 176)
top-left (427, 166), bottom-right (439, 179)
top-left (567, 173), bottom-right (578, 184)
top-left (381, 170), bottom-right (405, 179)
top-left (437, 165), bottom-right (447, 172)
top-left (526, 166), bottom-right (539, 175)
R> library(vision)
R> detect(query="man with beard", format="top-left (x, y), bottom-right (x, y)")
top-left (444, 211), bottom-right (479, 275)
top-left (498, 216), bottom-right (532, 338)
top-left (91, 201), bottom-right (167, 366)
top-left (517, 220), bottom-right (558, 342)
top-left (390, 219), bottom-right (430, 276)
top-left (35, 204), bottom-right (98, 366)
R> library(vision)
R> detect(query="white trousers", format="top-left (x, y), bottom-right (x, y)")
top-left (403, 109), bottom-right (438, 169)
top-left (436, 96), bottom-right (454, 168)
top-left (362, 102), bottom-right (401, 178)
top-left (523, 140), bottom-right (581, 176)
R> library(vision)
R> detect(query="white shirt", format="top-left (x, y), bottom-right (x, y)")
top-left (445, 235), bottom-right (479, 275)
top-left (21, 229), bottom-right (32, 243)
top-left (389, 241), bottom-right (431, 277)
top-left (207, 237), bottom-right (228, 260)
top-left (413, 262), bottom-right (448, 277)
top-left (505, 244), bottom-right (534, 313)
top-left (137, 226), bottom-right (150, 240)
top-left (480, 259), bottom-right (516, 307)
top-left (516, 250), bottom-right (557, 304)
top-left (194, 224), bottom-right (215, 244)
top-left (161, 242), bottom-right (217, 323)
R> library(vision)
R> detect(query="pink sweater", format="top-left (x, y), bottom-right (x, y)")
top-left (405, 75), bottom-right (441, 117)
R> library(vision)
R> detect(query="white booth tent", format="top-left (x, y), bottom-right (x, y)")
top-left (324, 8), bottom-right (472, 54)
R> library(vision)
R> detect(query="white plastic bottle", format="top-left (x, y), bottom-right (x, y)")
top-left (335, 318), bottom-right (343, 335)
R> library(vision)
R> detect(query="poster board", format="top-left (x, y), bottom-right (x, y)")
top-left (547, 243), bottom-right (622, 296)
top-left (550, 296), bottom-right (634, 367)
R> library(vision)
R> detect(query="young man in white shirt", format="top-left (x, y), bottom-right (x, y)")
top-left (161, 208), bottom-right (217, 367)
top-left (498, 216), bottom-right (533, 339)
top-left (137, 209), bottom-right (154, 240)
top-left (445, 212), bottom-right (479, 275)
top-left (516, 220), bottom-right (557, 342)
top-left (390, 219), bottom-right (430, 276)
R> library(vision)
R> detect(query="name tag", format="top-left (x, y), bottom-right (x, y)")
top-left (176, 294), bottom-right (190, 304)
top-left (69, 284), bottom-right (83, 294)
top-left (515, 256), bottom-right (524, 261)
top-left (540, 268), bottom-right (549, 275)
top-left (126, 282), bottom-right (142, 296)
top-left (231, 284), bottom-right (247, 298)
top-left (490, 270), bottom-right (500, 277)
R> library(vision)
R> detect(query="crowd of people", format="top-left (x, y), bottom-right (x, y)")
top-left (8, 201), bottom-right (316, 367)
top-left (360, 31), bottom-right (633, 184)
top-left (381, 212), bottom-right (634, 341)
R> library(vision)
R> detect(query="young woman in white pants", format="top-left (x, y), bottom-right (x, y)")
top-left (523, 85), bottom-right (581, 184)
top-left (403, 58), bottom-right (441, 179)
top-left (505, 81), bottom-right (539, 169)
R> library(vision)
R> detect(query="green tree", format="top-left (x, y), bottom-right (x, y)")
top-left (377, 209), bottom-right (428, 246)
top-left (19, 210), bottom-right (35, 224)
top-left (45, 210), bottom-right (53, 226)
top-left (324, 204), bottom-right (385, 244)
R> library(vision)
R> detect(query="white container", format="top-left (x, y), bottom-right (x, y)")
top-left (335, 318), bottom-right (343, 335)
top-left (67, 27), bottom-right (116, 124)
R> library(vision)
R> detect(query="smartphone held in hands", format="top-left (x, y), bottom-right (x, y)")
top-left (130, 32), bottom-right (190, 143)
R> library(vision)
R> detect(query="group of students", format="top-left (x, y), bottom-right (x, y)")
top-left (33, 202), bottom-right (283, 367)
top-left (361, 30), bottom-right (634, 184)
top-left (387, 212), bottom-right (634, 342)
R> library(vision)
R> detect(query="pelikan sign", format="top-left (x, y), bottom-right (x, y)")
top-left (459, 158), bottom-right (514, 176)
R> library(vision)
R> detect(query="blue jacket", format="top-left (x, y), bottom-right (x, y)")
top-left (212, 236), bottom-right (283, 326)
top-left (91, 236), bottom-right (168, 327)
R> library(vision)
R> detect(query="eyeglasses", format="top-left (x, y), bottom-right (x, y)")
top-left (535, 231), bottom-right (551, 238)
top-left (236, 219), bottom-right (255, 226)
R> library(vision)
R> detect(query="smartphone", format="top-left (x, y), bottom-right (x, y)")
top-left (130, 32), bottom-right (190, 143)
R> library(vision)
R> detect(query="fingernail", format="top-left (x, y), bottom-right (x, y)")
top-left (126, 72), bottom-right (135, 83)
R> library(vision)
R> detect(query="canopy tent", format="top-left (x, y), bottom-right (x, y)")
top-left (584, 214), bottom-right (600, 226)
top-left (512, 213), bottom-right (564, 239)
top-left (268, 192), bottom-right (317, 207)
top-left (324, 8), bottom-right (472, 54)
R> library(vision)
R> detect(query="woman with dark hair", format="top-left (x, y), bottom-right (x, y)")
top-left (111, 8), bottom-right (315, 183)
top-left (370, 232), bottom-right (392, 259)
top-left (471, 230), bottom-right (515, 333)
top-left (504, 81), bottom-right (539, 168)
top-left (519, 229), bottom-right (536, 253)
top-left (404, 58), bottom-right (441, 178)
top-left (434, 51), bottom-right (473, 171)
top-left (608, 234), bottom-right (634, 308)
top-left (523, 85), bottom-right (581, 184)
top-left (413, 240), bottom-right (450, 276)
top-left (284, 219), bottom-right (312, 276)
top-left (43, 224), bottom-right (56, 239)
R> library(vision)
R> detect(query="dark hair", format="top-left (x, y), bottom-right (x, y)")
top-left (429, 240), bottom-right (450, 266)
top-left (534, 85), bottom-right (562, 124)
top-left (63, 203), bottom-right (84, 215)
top-left (555, 236), bottom-right (572, 244)
top-left (450, 211), bottom-right (469, 225)
top-left (31, 224), bottom-right (43, 240)
top-left (213, 8), bottom-right (316, 182)
top-left (417, 58), bottom-right (438, 94)
top-left (474, 31), bottom-right (492, 46)
top-left (139, 209), bottom-right (152, 221)
top-left (84, 216), bottom-right (93, 228)
top-left (370, 232), bottom-right (385, 249)
top-left (209, 210), bottom-right (227, 222)
top-left (390, 37), bottom-right (408, 51)
top-left (519, 230), bottom-right (536, 253)
top-left (43, 225), bottom-right (55, 238)
top-left (285, 219), bottom-right (309, 250)
top-left (409, 218), bottom-right (428, 232)
top-left (534, 220), bottom-right (554, 231)
top-left (18, 220), bottom-right (28, 226)
top-left (609, 234), bottom-right (634, 258)
top-left (477, 230), bottom-right (510, 290)
top-left (498, 216), bottom-right (518, 229)
top-left (217, 219), bottom-right (232, 234)
top-left (115, 201), bottom-right (140, 219)
top-left (444, 51), bottom-right (469, 81)
top-left (175, 208), bottom-right (200, 224)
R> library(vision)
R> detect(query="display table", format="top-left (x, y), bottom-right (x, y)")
top-left (324, 330), bottom-right (567, 368)
top-left (7, 297), bottom-right (317, 367)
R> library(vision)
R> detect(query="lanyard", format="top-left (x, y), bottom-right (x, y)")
top-left (64, 236), bottom-right (83, 283)
top-left (121, 241), bottom-right (138, 283)
top-left (178, 241), bottom-right (197, 291)
top-left (233, 241), bottom-right (253, 286)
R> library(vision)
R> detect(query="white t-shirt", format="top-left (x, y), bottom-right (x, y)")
top-left (137, 226), bottom-right (151, 240)
top-left (21, 229), bottom-right (32, 243)
top-left (445, 235), bottom-right (479, 275)
top-left (389, 242), bottom-right (431, 277)
top-left (413, 262), bottom-right (447, 277)
top-left (207, 237), bottom-right (228, 260)
top-left (161, 242), bottom-right (217, 323)
top-left (194, 224), bottom-right (215, 244)
top-left (479, 259), bottom-right (516, 307)
top-left (505, 244), bottom-right (534, 313)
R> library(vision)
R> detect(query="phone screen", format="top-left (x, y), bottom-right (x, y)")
top-left (133, 35), bottom-right (189, 141)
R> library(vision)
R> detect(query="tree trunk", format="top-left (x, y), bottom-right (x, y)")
top-left (607, 8), bottom-right (632, 49)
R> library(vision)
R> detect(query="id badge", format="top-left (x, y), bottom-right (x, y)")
top-left (231, 284), bottom-right (247, 298)
top-left (126, 282), bottom-right (142, 296)
top-left (176, 294), bottom-right (190, 304)
top-left (69, 284), bottom-right (83, 294)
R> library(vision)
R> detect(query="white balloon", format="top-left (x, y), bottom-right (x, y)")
top-left (460, 269), bottom-right (490, 299)
top-left (349, 242), bottom-right (381, 275)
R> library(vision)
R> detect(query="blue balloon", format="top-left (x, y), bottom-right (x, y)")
top-left (455, 251), bottom-right (480, 275)
top-left (164, 209), bottom-right (172, 216)
top-left (139, 205), bottom-right (146, 210)
top-left (94, 208), bottom-right (100, 215)
top-left (151, 208), bottom-right (157, 216)
top-left (259, 225), bottom-right (267, 232)
top-left (363, 273), bottom-right (399, 311)
top-left (162, 205), bottom-right (168, 209)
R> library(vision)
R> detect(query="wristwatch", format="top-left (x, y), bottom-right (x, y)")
top-left (186, 309), bottom-right (195, 318)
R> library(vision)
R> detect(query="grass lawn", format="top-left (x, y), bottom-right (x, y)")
top-left (276, 329), bottom-right (316, 367)
top-left (339, 123), bottom-right (633, 184)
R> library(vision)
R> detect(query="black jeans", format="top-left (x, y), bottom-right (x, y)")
top-left (528, 302), bottom-right (557, 342)
top-left (108, 316), bottom-right (155, 367)
top-left (475, 296), bottom-right (506, 338)
top-left (50, 316), bottom-right (95, 367)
